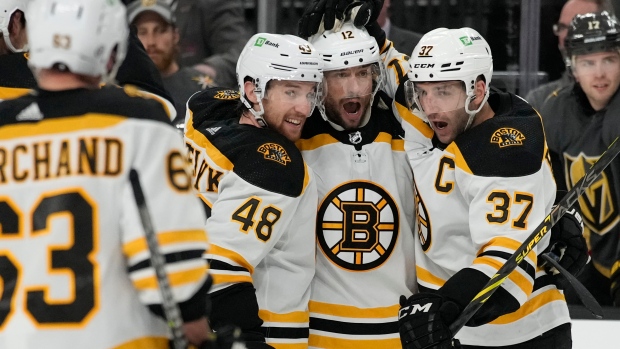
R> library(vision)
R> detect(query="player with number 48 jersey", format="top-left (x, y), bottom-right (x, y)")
top-left (185, 33), bottom-right (323, 348)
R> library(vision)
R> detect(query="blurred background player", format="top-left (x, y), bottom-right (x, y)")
top-left (184, 33), bottom-right (323, 348)
top-left (525, 0), bottom-right (613, 110)
top-left (0, 0), bottom-right (34, 101)
top-left (538, 11), bottom-right (620, 307)
top-left (127, 0), bottom-right (212, 124)
top-left (175, 0), bottom-right (251, 88)
top-left (0, 0), bottom-right (211, 348)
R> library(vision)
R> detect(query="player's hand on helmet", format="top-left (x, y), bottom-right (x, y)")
top-left (298, 0), bottom-right (346, 38)
top-left (539, 193), bottom-right (588, 277)
top-left (398, 293), bottom-right (462, 349)
top-left (347, 0), bottom-right (384, 28)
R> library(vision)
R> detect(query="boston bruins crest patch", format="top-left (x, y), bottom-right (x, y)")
top-left (317, 181), bottom-right (399, 271)
top-left (213, 90), bottom-right (240, 100)
top-left (491, 127), bottom-right (525, 148)
top-left (257, 143), bottom-right (291, 165)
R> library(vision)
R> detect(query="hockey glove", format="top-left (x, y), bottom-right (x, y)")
top-left (347, 0), bottom-right (384, 28)
top-left (298, 0), bottom-right (346, 38)
top-left (540, 204), bottom-right (588, 277)
top-left (398, 293), bottom-right (461, 349)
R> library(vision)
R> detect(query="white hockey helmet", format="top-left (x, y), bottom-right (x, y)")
top-left (309, 22), bottom-right (385, 125)
top-left (237, 33), bottom-right (324, 127)
top-left (0, 0), bottom-right (28, 52)
top-left (407, 27), bottom-right (493, 129)
top-left (26, 0), bottom-right (129, 84)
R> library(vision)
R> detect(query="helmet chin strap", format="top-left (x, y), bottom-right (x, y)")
top-left (3, 32), bottom-right (27, 53)
top-left (241, 87), bottom-right (269, 128)
top-left (463, 89), bottom-right (489, 131)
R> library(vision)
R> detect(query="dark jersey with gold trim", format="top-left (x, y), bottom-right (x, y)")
top-left (0, 88), bottom-right (210, 349)
top-left (296, 90), bottom-right (416, 348)
top-left (185, 87), bottom-right (317, 348)
top-left (540, 83), bottom-right (620, 298)
top-left (0, 53), bottom-right (36, 101)
top-left (400, 89), bottom-right (570, 346)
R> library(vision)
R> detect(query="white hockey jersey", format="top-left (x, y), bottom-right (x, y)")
top-left (296, 91), bottom-right (417, 349)
top-left (0, 88), bottom-right (210, 349)
top-left (397, 90), bottom-right (571, 346)
top-left (185, 88), bottom-right (317, 348)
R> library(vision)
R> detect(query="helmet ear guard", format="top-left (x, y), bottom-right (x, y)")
top-left (0, 0), bottom-right (28, 53)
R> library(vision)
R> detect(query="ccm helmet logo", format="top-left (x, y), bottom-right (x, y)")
top-left (398, 303), bottom-right (432, 319)
top-left (413, 63), bottom-right (435, 68)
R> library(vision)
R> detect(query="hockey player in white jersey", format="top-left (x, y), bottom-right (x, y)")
top-left (296, 22), bottom-right (416, 348)
top-left (184, 33), bottom-right (322, 348)
top-left (0, 0), bottom-right (212, 348)
top-left (396, 28), bottom-right (573, 348)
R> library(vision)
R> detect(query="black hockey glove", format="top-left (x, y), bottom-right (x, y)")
top-left (298, 0), bottom-right (346, 38)
top-left (398, 293), bottom-right (462, 349)
top-left (539, 205), bottom-right (588, 277)
top-left (348, 0), bottom-right (384, 28)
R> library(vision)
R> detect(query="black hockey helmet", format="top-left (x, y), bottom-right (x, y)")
top-left (564, 11), bottom-right (620, 58)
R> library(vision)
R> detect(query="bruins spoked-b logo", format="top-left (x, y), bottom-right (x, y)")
top-left (317, 181), bottom-right (399, 271)
top-left (257, 143), bottom-right (291, 165)
top-left (491, 127), bottom-right (525, 148)
top-left (565, 152), bottom-right (619, 235)
top-left (414, 182), bottom-right (432, 252)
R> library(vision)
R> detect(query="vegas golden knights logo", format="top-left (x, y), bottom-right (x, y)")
top-left (414, 182), bottom-right (432, 251)
top-left (317, 181), bottom-right (399, 271)
top-left (257, 143), bottom-right (291, 165)
top-left (491, 127), bottom-right (525, 148)
top-left (565, 152), bottom-right (619, 235)
top-left (213, 90), bottom-right (240, 100)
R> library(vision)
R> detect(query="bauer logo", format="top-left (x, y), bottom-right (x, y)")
top-left (491, 127), bottom-right (525, 148)
top-left (459, 36), bottom-right (472, 46)
top-left (257, 143), bottom-right (291, 165)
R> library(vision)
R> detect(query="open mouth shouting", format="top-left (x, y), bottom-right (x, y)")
top-left (341, 99), bottom-right (363, 122)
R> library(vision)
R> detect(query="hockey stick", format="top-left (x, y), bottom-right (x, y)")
top-left (129, 169), bottom-right (188, 349)
top-left (449, 137), bottom-right (620, 336)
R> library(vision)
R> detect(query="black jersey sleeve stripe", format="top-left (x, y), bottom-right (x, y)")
top-left (478, 250), bottom-right (536, 280)
top-left (207, 259), bottom-right (250, 273)
top-left (260, 326), bottom-right (309, 339)
top-left (309, 317), bottom-right (398, 336)
top-left (128, 249), bottom-right (205, 273)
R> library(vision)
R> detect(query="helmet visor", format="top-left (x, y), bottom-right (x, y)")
top-left (263, 79), bottom-right (324, 117)
top-left (405, 80), bottom-right (466, 115)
